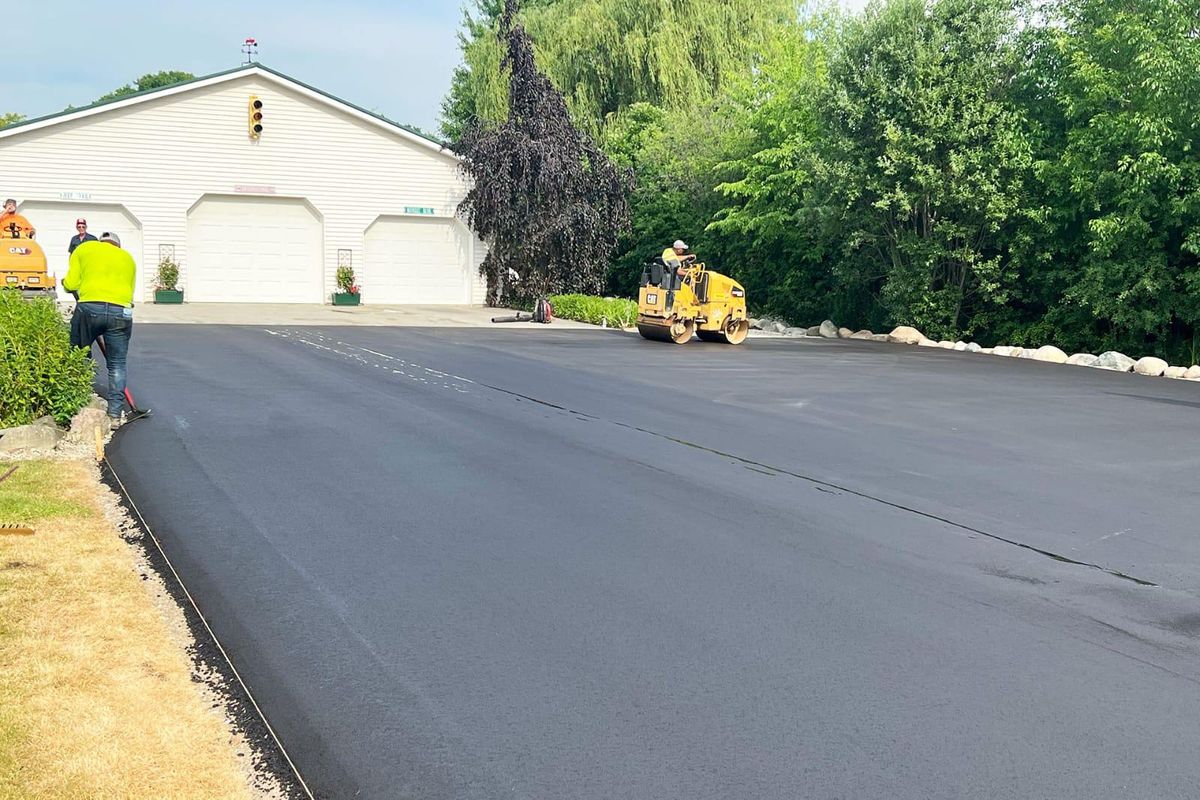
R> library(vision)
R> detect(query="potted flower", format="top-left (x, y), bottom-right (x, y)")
top-left (154, 256), bottom-right (183, 303)
top-left (333, 265), bottom-right (361, 306)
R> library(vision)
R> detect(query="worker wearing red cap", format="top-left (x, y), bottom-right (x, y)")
top-left (68, 218), bottom-right (97, 254)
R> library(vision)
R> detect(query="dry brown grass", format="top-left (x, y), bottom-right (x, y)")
top-left (0, 459), bottom-right (263, 799)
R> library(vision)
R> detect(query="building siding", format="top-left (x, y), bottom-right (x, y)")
top-left (1, 70), bottom-right (488, 304)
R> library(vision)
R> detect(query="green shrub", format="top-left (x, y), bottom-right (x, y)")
top-left (154, 257), bottom-right (180, 291)
top-left (0, 290), bottom-right (94, 427)
top-left (336, 265), bottom-right (358, 294)
top-left (548, 294), bottom-right (638, 327)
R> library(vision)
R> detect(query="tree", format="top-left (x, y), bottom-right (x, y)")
top-left (0, 112), bottom-right (23, 128)
top-left (602, 99), bottom-right (751, 297)
top-left (708, 13), bottom-right (839, 323)
top-left (96, 71), bottom-right (195, 103)
top-left (1029, 0), bottom-right (1200, 360)
top-left (810, 0), bottom-right (1031, 338)
top-left (441, 0), bottom-right (794, 138)
top-left (456, 0), bottom-right (632, 305)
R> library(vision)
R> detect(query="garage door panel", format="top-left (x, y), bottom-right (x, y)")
top-left (187, 196), bottom-right (322, 303)
top-left (363, 217), bottom-right (471, 304)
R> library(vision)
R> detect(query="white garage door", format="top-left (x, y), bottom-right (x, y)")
top-left (363, 216), bottom-right (471, 304)
top-left (18, 201), bottom-right (144, 301)
top-left (187, 195), bottom-right (323, 303)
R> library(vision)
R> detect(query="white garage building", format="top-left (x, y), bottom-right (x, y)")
top-left (0, 63), bottom-right (486, 305)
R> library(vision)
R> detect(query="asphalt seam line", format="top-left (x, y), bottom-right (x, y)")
top-left (270, 328), bottom-right (1152, 592)
top-left (477, 385), bottom-right (1160, 589)
top-left (102, 458), bottom-right (317, 800)
top-left (266, 328), bottom-right (1163, 588)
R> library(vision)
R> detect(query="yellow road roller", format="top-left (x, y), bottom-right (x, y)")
top-left (0, 228), bottom-right (55, 295)
top-left (636, 256), bottom-right (749, 344)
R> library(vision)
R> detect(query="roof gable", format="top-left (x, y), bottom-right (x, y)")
top-left (0, 63), bottom-right (456, 160)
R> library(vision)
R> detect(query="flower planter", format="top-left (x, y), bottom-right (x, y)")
top-left (154, 289), bottom-right (184, 304)
top-left (332, 292), bottom-right (361, 306)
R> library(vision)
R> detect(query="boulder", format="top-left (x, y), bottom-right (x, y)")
top-left (1066, 353), bottom-right (1100, 367)
top-left (747, 318), bottom-right (762, 331)
top-left (0, 424), bottom-right (62, 454)
top-left (819, 320), bottom-right (839, 339)
top-left (965, 342), bottom-right (982, 353)
top-left (1187, 365), bottom-right (1200, 380)
top-left (992, 346), bottom-right (1014, 357)
top-left (1164, 366), bottom-right (1188, 379)
top-left (755, 319), bottom-right (782, 333)
top-left (1019, 349), bottom-right (1036, 359)
top-left (938, 340), bottom-right (955, 349)
top-left (918, 338), bottom-right (939, 347)
top-left (838, 327), bottom-right (854, 339)
top-left (807, 325), bottom-right (822, 337)
top-left (850, 330), bottom-right (873, 340)
top-left (1009, 347), bottom-right (1026, 358)
top-left (952, 341), bottom-right (968, 351)
top-left (87, 395), bottom-right (107, 411)
top-left (32, 415), bottom-right (58, 428)
top-left (870, 333), bottom-right (890, 342)
top-left (887, 326), bottom-right (926, 345)
top-left (1032, 345), bottom-right (1069, 364)
top-left (783, 327), bottom-right (807, 337)
top-left (67, 407), bottom-right (111, 444)
top-left (979, 347), bottom-right (994, 355)
top-left (1134, 356), bottom-right (1168, 377)
top-left (1096, 351), bottom-right (1135, 372)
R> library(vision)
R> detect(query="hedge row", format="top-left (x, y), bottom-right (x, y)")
top-left (0, 290), bottom-right (93, 427)
top-left (548, 294), bottom-right (638, 328)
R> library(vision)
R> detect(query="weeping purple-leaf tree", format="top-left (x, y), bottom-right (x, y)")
top-left (456, 0), bottom-right (632, 306)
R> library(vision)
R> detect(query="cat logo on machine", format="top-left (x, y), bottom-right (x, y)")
top-left (8, 246), bottom-right (31, 255)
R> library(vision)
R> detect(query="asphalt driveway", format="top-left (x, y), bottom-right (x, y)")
top-left (107, 325), bottom-right (1200, 799)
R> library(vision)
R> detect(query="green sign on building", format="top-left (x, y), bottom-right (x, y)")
top-left (404, 206), bottom-right (436, 215)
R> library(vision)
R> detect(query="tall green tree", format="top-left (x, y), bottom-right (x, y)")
top-left (817, 0), bottom-right (1031, 338)
top-left (457, 0), bottom-right (633, 304)
top-left (441, 0), bottom-right (795, 138)
top-left (96, 70), bottom-right (195, 103)
top-left (602, 98), bottom-right (752, 295)
top-left (708, 14), bottom-right (837, 323)
top-left (0, 112), bottom-right (23, 128)
top-left (1029, 0), bottom-right (1200, 359)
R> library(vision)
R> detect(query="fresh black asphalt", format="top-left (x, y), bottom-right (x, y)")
top-left (107, 325), bottom-right (1200, 799)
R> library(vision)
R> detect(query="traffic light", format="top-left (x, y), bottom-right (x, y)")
top-left (248, 95), bottom-right (264, 139)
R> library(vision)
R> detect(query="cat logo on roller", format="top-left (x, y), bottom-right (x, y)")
top-left (636, 254), bottom-right (749, 345)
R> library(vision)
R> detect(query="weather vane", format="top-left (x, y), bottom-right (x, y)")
top-left (242, 37), bottom-right (259, 65)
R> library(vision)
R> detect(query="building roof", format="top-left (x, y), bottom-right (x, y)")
top-left (0, 63), bottom-right (455, 158)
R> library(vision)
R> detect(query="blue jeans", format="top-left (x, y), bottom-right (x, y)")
top-left (70, 302), bottom-right (133, 417)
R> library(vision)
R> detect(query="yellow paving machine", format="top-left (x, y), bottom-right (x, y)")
top-left (636, 256), bottom-right (749, 344)
top-left (0, 223), bottom-right (55, 296)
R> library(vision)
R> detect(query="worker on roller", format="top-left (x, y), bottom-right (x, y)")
top-left (661, 239), bottom-right (696, 281)
top-left (63, 232), bottom-right (137, 428)
top-left (0, 198), bottom-right (35, 238)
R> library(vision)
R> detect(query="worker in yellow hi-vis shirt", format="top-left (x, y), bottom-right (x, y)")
top-left (62, 232), bottom-right (137, 427)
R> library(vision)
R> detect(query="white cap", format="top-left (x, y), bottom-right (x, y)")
top-left (99, 231), bottom-right (121, 246)
top-left (673, 239), bottom-right (688, 249)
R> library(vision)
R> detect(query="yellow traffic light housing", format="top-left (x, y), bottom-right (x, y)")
top-left (248, 95), bottom-right (264, 139)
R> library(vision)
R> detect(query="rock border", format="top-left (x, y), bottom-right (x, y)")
top-left (745, 318), bottom-right (1200, 382)
top-left (0, 395), bottom-right (113, 457)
